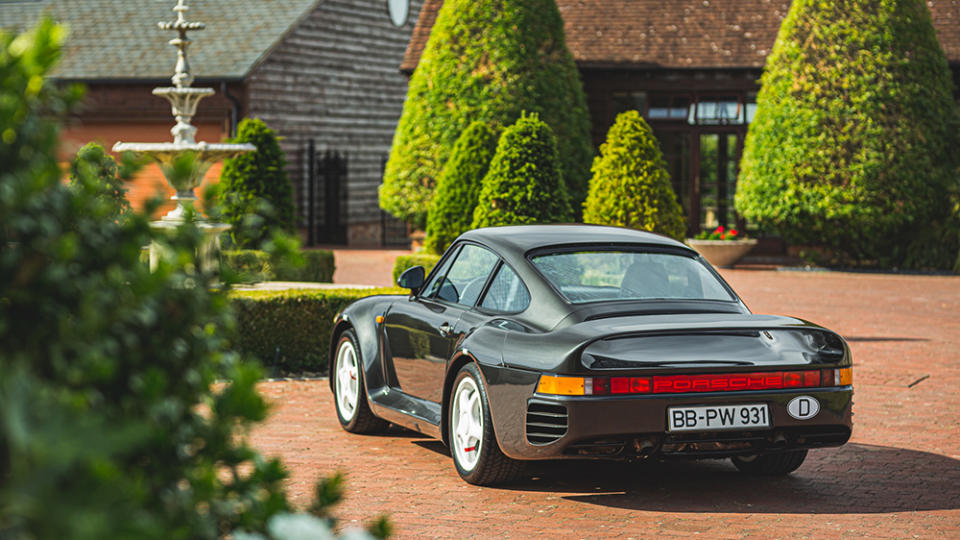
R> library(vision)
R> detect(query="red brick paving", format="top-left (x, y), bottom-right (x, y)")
top-left (251, 264), bottom-right (960, 538)
top-left (325, 246), bottom-right (411, 287)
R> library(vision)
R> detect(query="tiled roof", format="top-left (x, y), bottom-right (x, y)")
top-left (0, 0), bottom-right (321, 80)
top-left (402, 0), bottom-right (960, 72)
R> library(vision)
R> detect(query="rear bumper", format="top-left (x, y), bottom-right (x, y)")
top-left (490, 375), bottom-right (852, 460)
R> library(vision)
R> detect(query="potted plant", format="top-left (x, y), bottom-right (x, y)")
top-left (687, 226), bottom-right (758, 267)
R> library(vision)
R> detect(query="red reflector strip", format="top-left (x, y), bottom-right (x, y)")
top-left (608, 377), bottom-right (651, 394)
top-left (651, 371), bottom-right (821, 394)
top-left (560, 371), bottom-right (831, 396)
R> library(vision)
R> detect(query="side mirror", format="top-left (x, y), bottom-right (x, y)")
top-left (397, 265), bottom-right (425, 293)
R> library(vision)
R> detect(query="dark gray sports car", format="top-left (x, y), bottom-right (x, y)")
top-left (329, 225), bottom-right (853, 485)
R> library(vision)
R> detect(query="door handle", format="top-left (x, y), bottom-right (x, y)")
top-left (439, 323), bottom-right (453, 337)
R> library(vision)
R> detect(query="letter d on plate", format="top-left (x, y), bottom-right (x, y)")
top-left (787, 396), bottom-right (820, 420)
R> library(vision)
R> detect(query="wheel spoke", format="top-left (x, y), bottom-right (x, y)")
top-left (457, 388), bottom-right (472, 410)
top-left (338, 365), bottom-right (349, 390)
top-left (467, 415), bottom-right (483, 442)
top-left (468, 393), bottom-right (480, 417)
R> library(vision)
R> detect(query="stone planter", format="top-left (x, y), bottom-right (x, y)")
top-left (408, 229), bottom-right (426, 251)
top-left (686, 238), bottom-right (758, 267)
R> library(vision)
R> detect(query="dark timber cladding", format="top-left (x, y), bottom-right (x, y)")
top-left (247, 0), bottom-right (424, 245)
top-left (403, 0), bottom-right (960, 236)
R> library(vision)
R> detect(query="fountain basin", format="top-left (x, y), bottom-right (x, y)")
top-left (113, 142), bottom-right (255, 192)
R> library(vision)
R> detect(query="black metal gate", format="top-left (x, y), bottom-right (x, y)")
top-left (305, 140), bottom-right (347, 246)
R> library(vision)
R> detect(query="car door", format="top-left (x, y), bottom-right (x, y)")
top-left (383, 243), bottom-right (500, 403)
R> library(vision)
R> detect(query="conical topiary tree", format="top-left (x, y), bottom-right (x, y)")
top-left (380, 0), bottom-right (592, 229)
top-left (424, 121), bottom-right (499, 254)
top-left (583, 111), bottom-right (686, 241)
top-left (472, 114), bottom-right (573, 228)
top-left (218, 118), bottom-right (296, 248)
top-left (736, 0), bottom-right (960, 269)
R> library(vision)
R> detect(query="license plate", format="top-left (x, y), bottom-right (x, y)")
top-left (667, 403), bottom-right (770, 432)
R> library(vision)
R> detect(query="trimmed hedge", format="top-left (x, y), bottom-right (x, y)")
top-left (736, 0), bottom-right (960, 269)
top-left (424, 121), bottom-right (499, 255)
top-left (222, 249), bottom-right (335, 283)
top-left (472, 113), bottom-right (573, 227)
top-left (380, 0), bottom-right (592, 228)
top-left (274, 250), bottom-right (335, 282)
top-left (583, 111), bottom-right (686, 241)
top-left (392, 253), bottom-right (442, 284)
top-left (229, 288), bottom-right (403, 373)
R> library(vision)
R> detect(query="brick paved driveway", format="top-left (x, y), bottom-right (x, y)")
top-left (251, 269), bottom-right (960, 538)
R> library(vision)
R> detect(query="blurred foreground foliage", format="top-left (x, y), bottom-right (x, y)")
top-left (0, 19), bottom-right (385, 539)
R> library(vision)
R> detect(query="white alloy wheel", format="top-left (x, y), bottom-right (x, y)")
top-left (335, 338), bottom-right (360, 422)
top-left (451, 376), bottom-right (484, 472)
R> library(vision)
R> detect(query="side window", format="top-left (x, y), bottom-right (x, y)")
top-left (435, 244), bottom-right (499, 306)
top-left (480, 264), bottom-right (531, 313)
top-left (421, 246), bottom-right (459, 299)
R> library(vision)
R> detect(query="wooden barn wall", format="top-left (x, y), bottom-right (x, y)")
top-left (245, 0), bottom-right (423, 245)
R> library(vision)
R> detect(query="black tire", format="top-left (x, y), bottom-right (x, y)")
top-left (731, 449), bottom-right (808, 476)
top-left (448, 363), bottom-right (524, 485)
top-left (332, 329), bottom-right (387, 434)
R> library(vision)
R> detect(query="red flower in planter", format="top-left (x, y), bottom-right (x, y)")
top-left (693, 225), bottom-right (748, 241)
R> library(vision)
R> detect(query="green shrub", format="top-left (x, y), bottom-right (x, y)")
top-left (273, 249), bottom-right (335, 282)
top-left (229, 288), bottom-right (403, 373)
top-left (472, 114), bottom-right (573, 228)
top-left (219, 118), bottom-right (296, 248)
top-left (222, 249), bottom-right (274, 282)
top-left (380, 0), bottom-right (592, 228)
top-left (68, 142), bottom-right (131, 218)
top-left (583, 111), bottom-right (686, 241)
top-left (424, 122), bottom-right (499, 254)
top-left (736, 0), bottom-right (960, 269)
top-left (223, 249), bottom-right (335, 283)
top-left (0, 20), bottom-right (291, 538)
top-left (392, 254), bottom-right (442, 284)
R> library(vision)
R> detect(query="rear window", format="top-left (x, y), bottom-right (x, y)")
top-left (530, 250), bottom-right (734, 304)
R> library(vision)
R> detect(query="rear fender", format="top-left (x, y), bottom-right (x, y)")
top-left (440, 354), bottom-right (475, 447)
top-left (441, 324), bottom-right (506, 446)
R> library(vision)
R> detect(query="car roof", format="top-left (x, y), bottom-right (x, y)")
top-left (449, 225), bottom-right (732, 332)
top-left (458, 224), bottom-right (695, 256)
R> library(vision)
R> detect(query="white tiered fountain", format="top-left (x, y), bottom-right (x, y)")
top-left (114, 0), bottom-right (254, 271)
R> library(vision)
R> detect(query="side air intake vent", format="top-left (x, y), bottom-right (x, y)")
top-left (526, 400), bottom-right (568, 445)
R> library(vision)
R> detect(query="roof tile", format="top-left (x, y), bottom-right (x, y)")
top-left (0, 0), bottom-right (321, 80)
top-left (401, 0), bottom-right (960, 72)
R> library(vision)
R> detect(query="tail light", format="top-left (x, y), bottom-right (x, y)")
top-left (537, 368), bottom-right (852, 396)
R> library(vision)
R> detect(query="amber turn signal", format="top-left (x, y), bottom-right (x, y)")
top-left (536, 375), bottom-right (585, 395)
